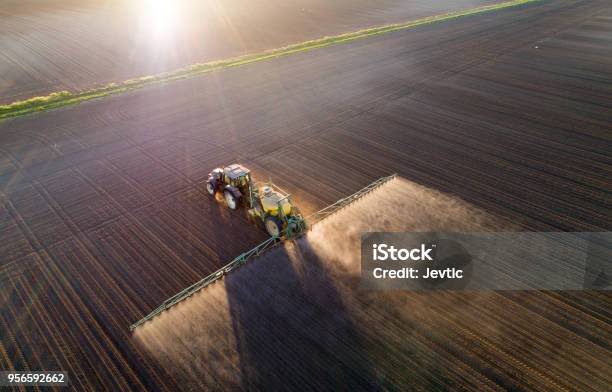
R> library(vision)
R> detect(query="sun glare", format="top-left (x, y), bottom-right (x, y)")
top-left (139, 0), bottom-right (181, 41)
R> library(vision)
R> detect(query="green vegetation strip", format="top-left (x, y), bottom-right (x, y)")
top-left (0, 0), bottom-right (539, 120)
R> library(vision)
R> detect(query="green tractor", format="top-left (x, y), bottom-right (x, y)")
top-left (206, 164), bottom-right (306, 238)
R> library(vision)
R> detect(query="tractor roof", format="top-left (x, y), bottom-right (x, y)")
top-left (224, 164), bottom-right (250, 179)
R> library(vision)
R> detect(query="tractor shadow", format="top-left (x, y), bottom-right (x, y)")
top-left (225, 237), bottom-right (380, 391)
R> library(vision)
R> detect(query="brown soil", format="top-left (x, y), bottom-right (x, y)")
top-left (1, 0), bottom-right (611, 390)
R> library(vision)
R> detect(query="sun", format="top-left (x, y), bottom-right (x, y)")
top-left (139, 0), bottom-right (181, 41)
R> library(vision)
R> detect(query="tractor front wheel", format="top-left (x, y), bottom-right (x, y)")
top-left (224, 190), bottom-right (238, 210)
top-left (264, 216), bottom-right (283, 237)
top-left (206, 181), bottom-right (216, 196)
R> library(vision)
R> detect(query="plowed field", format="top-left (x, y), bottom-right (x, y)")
top-left (1, 0), bottom-right (611, 390)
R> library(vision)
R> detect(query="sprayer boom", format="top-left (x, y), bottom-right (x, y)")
top-left (129, 174), bottom-right (396, 331)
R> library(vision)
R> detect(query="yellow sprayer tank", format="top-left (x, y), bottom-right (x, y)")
top-left (260, 186), bottom-right (292, 216)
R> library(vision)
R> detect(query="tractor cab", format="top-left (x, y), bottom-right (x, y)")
top-left (209, 164), bottom-right (251, 184)
top-left (222, 164), bottom-right (251, 191)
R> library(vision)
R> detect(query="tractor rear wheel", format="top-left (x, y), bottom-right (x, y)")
top-left (264, 216), bottom-right (282, 237)
top-left (206, 181), bottom-right (216, 196)
top-left (224, 190), bottom-right (238, 210)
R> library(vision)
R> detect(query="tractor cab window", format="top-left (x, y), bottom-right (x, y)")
top-left (238, 175), bottom-right (249, 187)
top-left (230, 176), bottom-right (245, 187)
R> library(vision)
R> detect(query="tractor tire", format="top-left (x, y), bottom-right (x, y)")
top-left (224, 190), bottom-right (238, 210)
top-left (206, 181), bottom-right (216, 196)
top-left (264, 216), bottom-right (283, 237)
